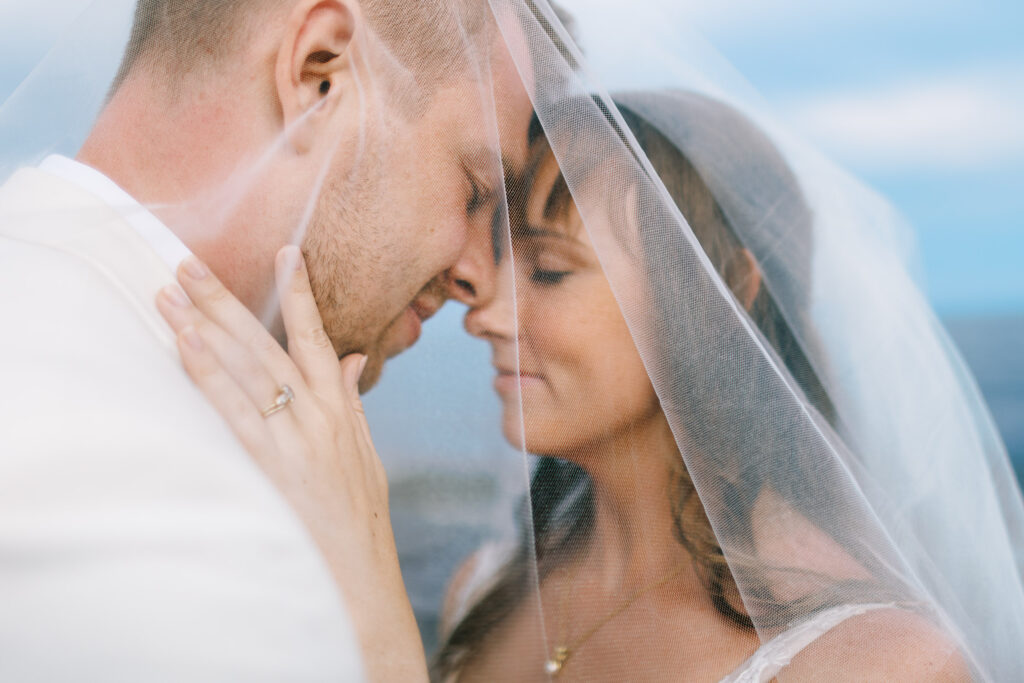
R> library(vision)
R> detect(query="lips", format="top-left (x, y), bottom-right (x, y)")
top-left (385, 292), bottom-right (445, 358)
top-left (493, 363), bottom-right (545, 396)
top-left (494, 365), bottom-right (542, 378)
top-left (409, 296), bottom-right (442, 324)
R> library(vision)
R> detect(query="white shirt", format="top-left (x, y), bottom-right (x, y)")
top-left (0, 162), bottom-right (364, 680)
top-left (39, 154), bottom-right (191, 272)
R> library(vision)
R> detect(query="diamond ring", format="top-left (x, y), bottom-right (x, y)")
top-left (261, 384), bottom-right (295, 418)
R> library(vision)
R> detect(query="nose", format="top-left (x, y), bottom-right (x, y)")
top-left (464, 256), bottom-right (515, 340)
top-left (446, 214), bottom-right (500, 309)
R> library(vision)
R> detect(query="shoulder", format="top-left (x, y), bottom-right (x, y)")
top-left (0, 166), bottom-right (114, 245)
top-left (781, 607), bottom-right (971, 682)
top-left (0, 166), bottom-right (65, 209)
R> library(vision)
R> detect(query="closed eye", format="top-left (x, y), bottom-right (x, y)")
top-left (530, 268), bottom-right (571, 285)
top-left (465, 166), bottom-right (494, 216)
top-left (467, 175), bottom-right (483, 214)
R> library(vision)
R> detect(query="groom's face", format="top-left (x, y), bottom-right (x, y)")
top-left (304, 30), bottom-right (533, 389)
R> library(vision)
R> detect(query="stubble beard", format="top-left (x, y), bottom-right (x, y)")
top-left (301, 153), bottom-right (395, 389)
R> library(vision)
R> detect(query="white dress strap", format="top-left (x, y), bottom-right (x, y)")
top-left (720, 603), bottom-right (896, 683)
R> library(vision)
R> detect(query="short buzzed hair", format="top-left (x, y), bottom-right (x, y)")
top-left (110, 0), bottom-right (490, 93)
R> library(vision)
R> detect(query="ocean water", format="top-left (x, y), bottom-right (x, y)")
top-left (945, 316), bottom-right (1024, 482)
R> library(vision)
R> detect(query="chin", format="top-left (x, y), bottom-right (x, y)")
top-left (502, 413), bottom-right (577, 460)
top-left (501, 414), bottom-right (525, 451)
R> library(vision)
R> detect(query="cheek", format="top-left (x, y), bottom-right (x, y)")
top-left (367, 165), bottom-right (462, 294)
top-left (404, 128), bottom-right (474, 264)
top-left (519, 278), bottom-right (656, 443)
top-left (406, 177), bottom-right (468, 274)
top-left (575, 309), bottom-right (651, 412)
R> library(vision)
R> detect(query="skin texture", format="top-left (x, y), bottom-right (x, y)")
top-left (80, 0), bottom-right (533, 391)
top-left (456, 147), bottom-right (970, 681)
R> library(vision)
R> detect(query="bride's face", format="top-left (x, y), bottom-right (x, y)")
top-left (466, 148), bottom-right (660, 458)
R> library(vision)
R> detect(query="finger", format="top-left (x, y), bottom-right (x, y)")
top-left (339, 353), bottom-right (387, 491)
top-left (167, 259), bottom-right (311, 404)
top-left (158, 284), bottom-right (309, 439)
top-left (276, 246), bottom-right (344, 400)
top-left (176, 321), bottom-right (312, 477)
top-left (176, 254), bottom-right (294, 376)
top-left (340, 353), bottom-right (373, 443)
top-left (175, 325), bottom-right (276, 466)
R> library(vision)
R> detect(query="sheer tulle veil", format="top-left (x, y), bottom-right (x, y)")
top-left (2, 0), bottom-right (1022, 680)
top-left (440, 2), bottom-right (1024, 678)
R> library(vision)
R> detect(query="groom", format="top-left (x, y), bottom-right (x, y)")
top-left (0, 0), bottom-right (534, 680)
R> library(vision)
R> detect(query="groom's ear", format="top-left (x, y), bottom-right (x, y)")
top-left (276, 0), bottom-right (359, 153)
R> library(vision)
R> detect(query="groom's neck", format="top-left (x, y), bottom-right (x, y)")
top-left (79, 71), bottom-right (253, 215)
top-left (78, 70), bottom-right (278, 311)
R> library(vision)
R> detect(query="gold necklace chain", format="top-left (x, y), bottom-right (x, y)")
top-left (545, 559), bottom-right (688, 677)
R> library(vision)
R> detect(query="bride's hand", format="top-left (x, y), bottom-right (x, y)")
top-left (156, 246), bottom-right (426, 682)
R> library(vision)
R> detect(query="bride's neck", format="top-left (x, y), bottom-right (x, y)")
top-left (573, 410), bottom-right (694, 589)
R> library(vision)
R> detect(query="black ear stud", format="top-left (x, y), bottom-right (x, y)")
top-left (320, 80), bottom-right (330, 95)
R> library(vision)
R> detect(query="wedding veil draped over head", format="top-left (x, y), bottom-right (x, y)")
top-left (2, 0), bottom-right (1022, 680)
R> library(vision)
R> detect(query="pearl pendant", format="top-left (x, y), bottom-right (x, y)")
top-left (545, 647), bottom-right (569, 676)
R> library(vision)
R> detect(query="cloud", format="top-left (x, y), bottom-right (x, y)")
top-left (617, 0), bottom-right (952, 37)
top-left (780, 65), bottom-right (1024, 172)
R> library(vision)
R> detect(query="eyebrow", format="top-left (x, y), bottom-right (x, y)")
top-left (543, 172), bottom-right (573, 222)
top-left (463, 147), bottom-right (509, 190)
top-left (514, 225), bottom-right (583, 245)
top-left (464, 147), bottom-right (516, 264)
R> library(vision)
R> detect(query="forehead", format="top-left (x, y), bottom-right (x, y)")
top-left (418, 19), bottom-right (534, 170)
top-left (523, 146), bottom-right (590, 241)
top-left (488, 16), bottom-right (535, 172)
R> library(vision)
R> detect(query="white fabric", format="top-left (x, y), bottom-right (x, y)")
top-left (39, 154), bottom-right (191, 272)
top-left (0, 167), bottom-right (363, 682)
top-left (721, 603), bottom-right (896, 683)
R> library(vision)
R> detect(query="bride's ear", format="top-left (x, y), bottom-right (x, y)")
top-left (275, 0), bottom-right (358, 153)
top-left (725, 248), bottom-right (763, 311)
top-left (621, 183), bottom-right (646, 258)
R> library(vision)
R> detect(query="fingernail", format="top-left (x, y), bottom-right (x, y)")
top-left (182, 255), bottom-right (209, 280)
top-left (182, 326), bottom-right (204, 351)
top-left (357, 354), bottom-right (369, 379)
top-left (161, 285), bottom-right (189, 308)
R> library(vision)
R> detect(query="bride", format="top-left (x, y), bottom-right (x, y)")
top-left (158, 88), bottom-right (1018, 681)
top-left (432, 91), bottom-right (971, 681)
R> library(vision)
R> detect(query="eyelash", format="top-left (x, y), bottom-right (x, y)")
top-left (466, 173), bottom-right (487, 215)
top-left (530, 268), bottom-right (571, 285)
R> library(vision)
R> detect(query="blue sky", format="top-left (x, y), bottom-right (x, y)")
top-left (3, 0), bottom-right (1021, 315)
top-left (579, 0), bottom-right (1024, 317)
